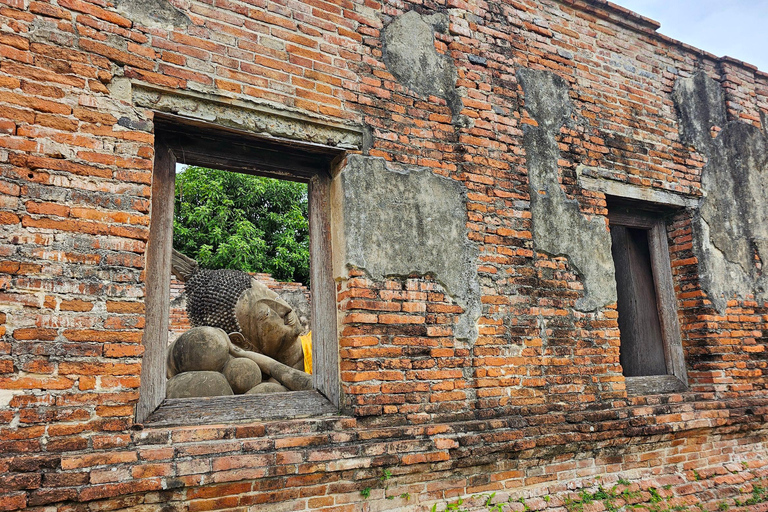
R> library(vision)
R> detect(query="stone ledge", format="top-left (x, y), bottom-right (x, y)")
top-left (132, 83), bottom-right (364, 150)
top-left (578, 166), bottom-right (701, 208)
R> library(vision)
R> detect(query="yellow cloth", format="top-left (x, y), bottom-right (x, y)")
top-left (300, 332), bottom-right (312, 374)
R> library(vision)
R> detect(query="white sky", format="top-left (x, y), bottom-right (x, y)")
top-left (611, 0), bottom-right (768, 72)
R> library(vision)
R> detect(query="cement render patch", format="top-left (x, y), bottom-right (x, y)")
top-left (517, 67), bottom-right (617, 312)
top-left (382, 11), bottom-right (465, 125)
top-left (338, 155), bottom-right (481, 345)
top-left (673, 72), bottom-right (768, 312)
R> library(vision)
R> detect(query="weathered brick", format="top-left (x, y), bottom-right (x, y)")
top-left (0, 492), bottom-right (26, 511)
top-left (0, 1), bottom-right (766, 511)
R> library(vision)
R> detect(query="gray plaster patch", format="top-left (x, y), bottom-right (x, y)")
top-left (382, 11), bottom-right (464, 123)
top-left (673, 72), bottom-right (768, 311)
top-left (517, 67), bottom-right (617, 312)
top-left (672, 72), bottom-right (726, 152)
top-left (339, 155), bottom-right (481, 344)
top-left (115, 0), bottom-right (190, 29)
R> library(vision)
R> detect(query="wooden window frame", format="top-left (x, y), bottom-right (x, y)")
top-left (135, 115), bottom-right (343, 426)
top-left (608, 208), bottom-right (688, 396)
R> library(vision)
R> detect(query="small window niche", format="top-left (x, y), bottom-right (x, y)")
top-left (136, 115), bottom-right (343, 426)
top-left (608, 202), bottom-right (688, 395)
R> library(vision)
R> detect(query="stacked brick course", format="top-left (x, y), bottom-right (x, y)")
top-left (1, 0), bottom-right (767, 511)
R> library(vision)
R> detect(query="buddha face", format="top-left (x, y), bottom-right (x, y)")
top-left (234, 280), bottom-right (304, 368)
top-left (251, 297), bottom-right (302, 348)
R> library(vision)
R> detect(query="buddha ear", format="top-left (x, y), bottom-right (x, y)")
top-left (259, 299), bottom-right (293, 317)
top-left (228, 332), bottom-right (247, 346)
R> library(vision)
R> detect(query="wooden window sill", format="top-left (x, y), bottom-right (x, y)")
top-left (141, 390), bottom-right (338, 428)
top-left (625, 375), bottom-right (688, 396)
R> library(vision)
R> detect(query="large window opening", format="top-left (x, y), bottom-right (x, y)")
top-left (136, 116), bottom-right (342, 425)
top-left (167, 167), bottom-right (313, 392)
top-left (607, 202), bottom-right (688, 395)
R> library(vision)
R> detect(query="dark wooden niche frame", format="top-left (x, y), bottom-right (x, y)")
top-left (136, 115), bottom-right (343, 426)
top-left (607, 201), bottom-right (688, 396)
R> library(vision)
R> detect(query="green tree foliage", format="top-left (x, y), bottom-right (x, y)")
top-left (173, 166), bottom-right (310, 285)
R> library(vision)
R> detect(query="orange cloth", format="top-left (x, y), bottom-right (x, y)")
top-left (300, 332), bottom-right (312, 374)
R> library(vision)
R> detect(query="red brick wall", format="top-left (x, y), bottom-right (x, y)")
top-left (168, 278), bottom-right (190, 338)
top-left (1, 0), bottom-right (767, 511)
